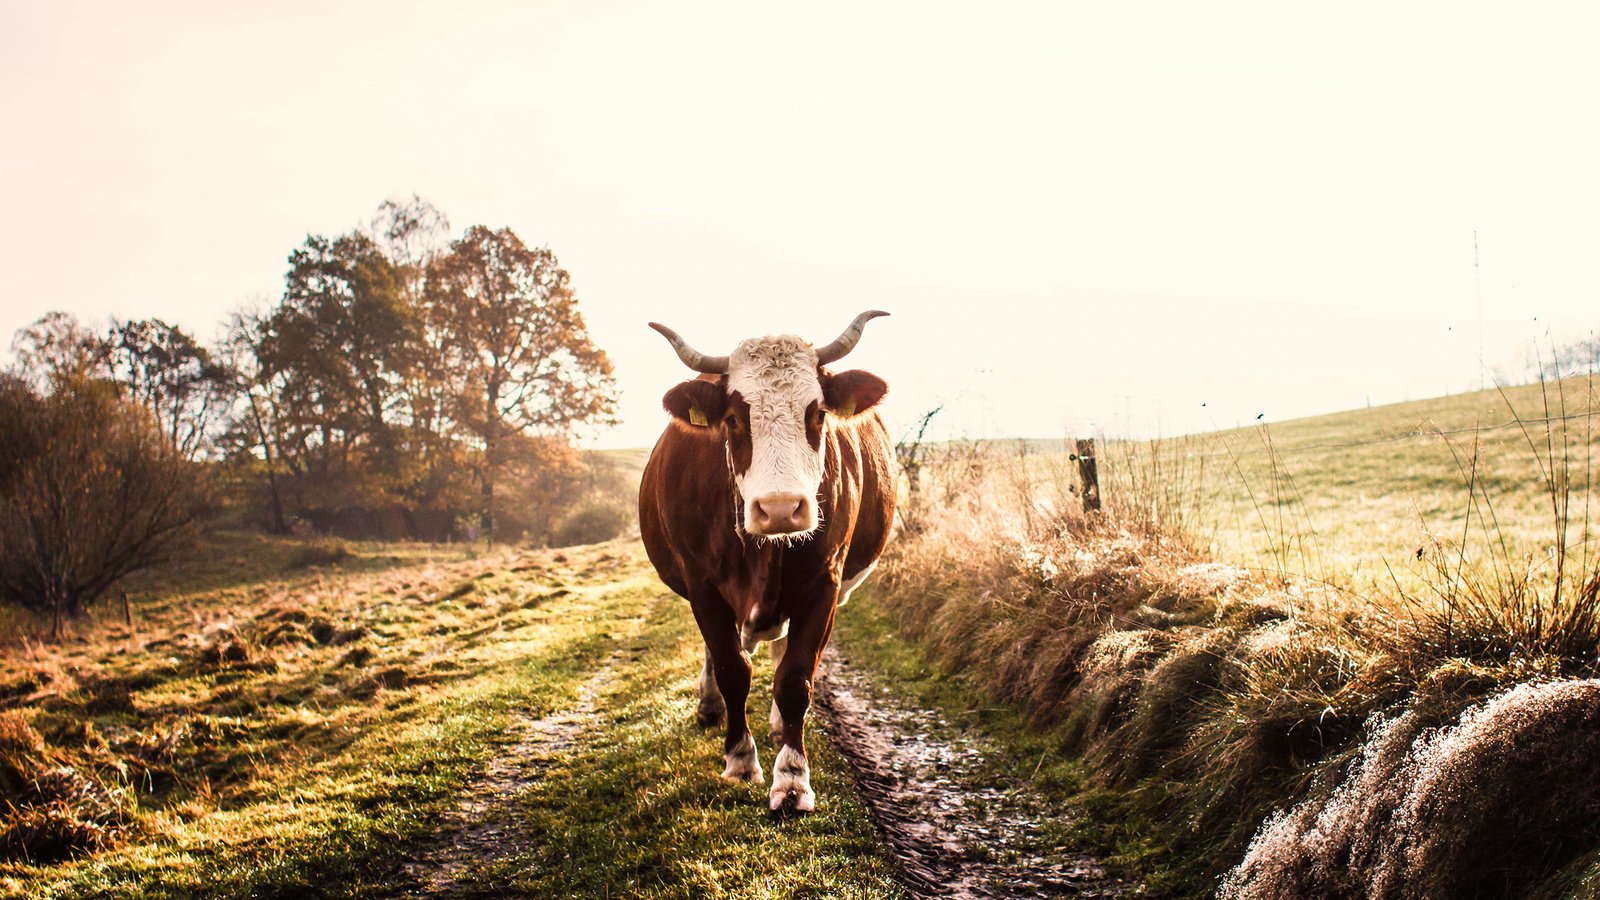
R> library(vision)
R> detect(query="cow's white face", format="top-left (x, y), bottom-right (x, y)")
top-left (725, 336), bottom-right (827, 540)
top-left (653, 312), bottom-right (890, 544)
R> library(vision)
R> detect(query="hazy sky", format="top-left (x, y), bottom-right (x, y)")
top-left (4, 1), bottom-right (1599, 448)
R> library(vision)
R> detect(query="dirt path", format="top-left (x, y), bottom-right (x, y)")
top-left (815, 646), bottom-right (1130, 899)
top-left (387, 578), bottom-right (1123, 898)
top-left (391, 591), bottom-right (658, 897)
top-left (392, 650), bottom-right (630, 895)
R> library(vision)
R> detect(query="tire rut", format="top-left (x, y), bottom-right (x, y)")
top-left (814, 646), bottom-right (1131, 899)
top-left (390, 595), bottom-right (657, 897)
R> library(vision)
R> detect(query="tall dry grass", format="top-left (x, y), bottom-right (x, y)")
top-left (873, 383), bottom-right (1600, 895)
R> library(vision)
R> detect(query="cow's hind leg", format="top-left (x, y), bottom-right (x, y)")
top-left (770, 605), bottom-right (833, 814)
top-left (767, 636), bottom-right (788, 743)
top-left (696, 648), bottom-right (726, 727)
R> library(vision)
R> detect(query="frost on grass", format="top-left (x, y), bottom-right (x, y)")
top-left (1222, 679), bottom-right (1600, 899)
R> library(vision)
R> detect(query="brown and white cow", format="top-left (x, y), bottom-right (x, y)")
top-left (638, 311), bottom-right (897, 813)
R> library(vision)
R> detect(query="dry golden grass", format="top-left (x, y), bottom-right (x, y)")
top-left (0, 531), bottom-right (566, 883)
top-left (874, 399), bottom-right (1600, 895)
top-left (0, 530), bottom-right (905, 899)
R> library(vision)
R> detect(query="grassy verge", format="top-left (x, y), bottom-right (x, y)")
top-left (877, 381), bottom-right (1600, 897)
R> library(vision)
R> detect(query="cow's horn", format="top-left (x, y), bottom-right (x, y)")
top-left (814, 310), bottom-right (890, 365)
top-left (649, 322), bottom-right (729, 373)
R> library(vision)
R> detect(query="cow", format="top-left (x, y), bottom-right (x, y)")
top-left (638, 310), bottom-right (897, 814)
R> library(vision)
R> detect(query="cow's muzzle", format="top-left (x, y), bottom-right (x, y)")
top-left (748, 492), bottom-right (815, 536)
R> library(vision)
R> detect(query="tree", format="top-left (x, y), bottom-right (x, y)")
top-left (429, 226), bottom-right (617, 541)
top-left (368, 194), bottom-right (451, 303)
top-left (0, 376), bottom-right (210, 637)
top-left (368, 197), bottom-right (467, 501)
top-left (260, 232), bottom-right (417, 441)
top-left (214, 204), bottom-right (621, 543)
top-left (248, 233), bottom-right (424, 531)
top-left (8, 311), bottom-right (108, 390)
top-left (105, 317), bottom-right (233, 460)
top-left (218, 305), bottom-right (293, 533)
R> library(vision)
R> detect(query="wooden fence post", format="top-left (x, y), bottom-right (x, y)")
top-left (1074, 438), bottom-right (1101, 513)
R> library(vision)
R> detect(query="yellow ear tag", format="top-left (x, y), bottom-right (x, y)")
top-left (689, 406), bottom-right (709, 427)
top-left (835, 400), bottom-right (856, 418)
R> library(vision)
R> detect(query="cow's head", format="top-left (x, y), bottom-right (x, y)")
top-left (652, 311), bottom-right (890, 542)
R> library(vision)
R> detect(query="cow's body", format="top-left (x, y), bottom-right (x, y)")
top-left (638, 314), bottom-right (896, 812)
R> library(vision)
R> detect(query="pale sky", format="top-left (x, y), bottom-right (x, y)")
top-left (4, 1), bottom-right (1599, 448)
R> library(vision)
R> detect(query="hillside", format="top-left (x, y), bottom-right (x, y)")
top-left (983, 377), bottom-right (1600, 592)
top-left (1185, 377), bottom-right (1597, 584)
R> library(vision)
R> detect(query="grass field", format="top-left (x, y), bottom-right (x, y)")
top-left (0, 534), bottom-right (902, 899)
top-left (999, 376), bottom-right (1600, 594)
top-left (9, 377), bottom-right (1600, 897)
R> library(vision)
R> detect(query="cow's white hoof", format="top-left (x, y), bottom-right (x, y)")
top-left (769, 745), bottom-right (814, 812)
top-left (722, 734), bottom-right (763, 784)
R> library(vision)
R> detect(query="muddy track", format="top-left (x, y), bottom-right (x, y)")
top-left (814, 646), bottom-right (1130, 899)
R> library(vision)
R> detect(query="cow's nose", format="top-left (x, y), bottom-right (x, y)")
top-left (751, 493), bottom-right (808, 533)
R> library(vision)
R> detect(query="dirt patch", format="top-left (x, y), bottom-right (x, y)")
top-left (393, 649), bottom-right (630, 896)
top-left (815, 647), bottom-right (1129, 899)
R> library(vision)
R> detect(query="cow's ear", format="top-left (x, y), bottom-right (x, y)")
top-left (822, 370), bottom-right (888, 418)
top-left (663, 378), bottom-right (726, 428)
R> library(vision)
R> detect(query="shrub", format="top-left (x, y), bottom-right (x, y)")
top-left (288, 536), bottom-right (355, 569)
top-left (550, 501), bottom-right (632, 547)
top-left (0, 376), bottom-right (210, 634)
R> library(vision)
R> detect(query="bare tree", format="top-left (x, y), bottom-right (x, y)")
top-left (0, 377), bottom-right (210, 637)
top-left (105, 317), bottom-right (233, 460)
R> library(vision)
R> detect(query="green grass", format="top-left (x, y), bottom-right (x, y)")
top-left (1192, 377), bottom-right (1598, 586)
top-left (450, 587), bottom-right (902, 899)
top-left (0, 536), bottom-right (903, 899)
top-left (1003, 376), bottom-right (1600, 592)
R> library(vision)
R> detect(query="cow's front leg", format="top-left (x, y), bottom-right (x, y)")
top-left (693, 599), bottom-right (762, 784)
top-left (770, 606), bottom-right (833, 813)
top-left (716, 650), bottom-right (761, 783)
